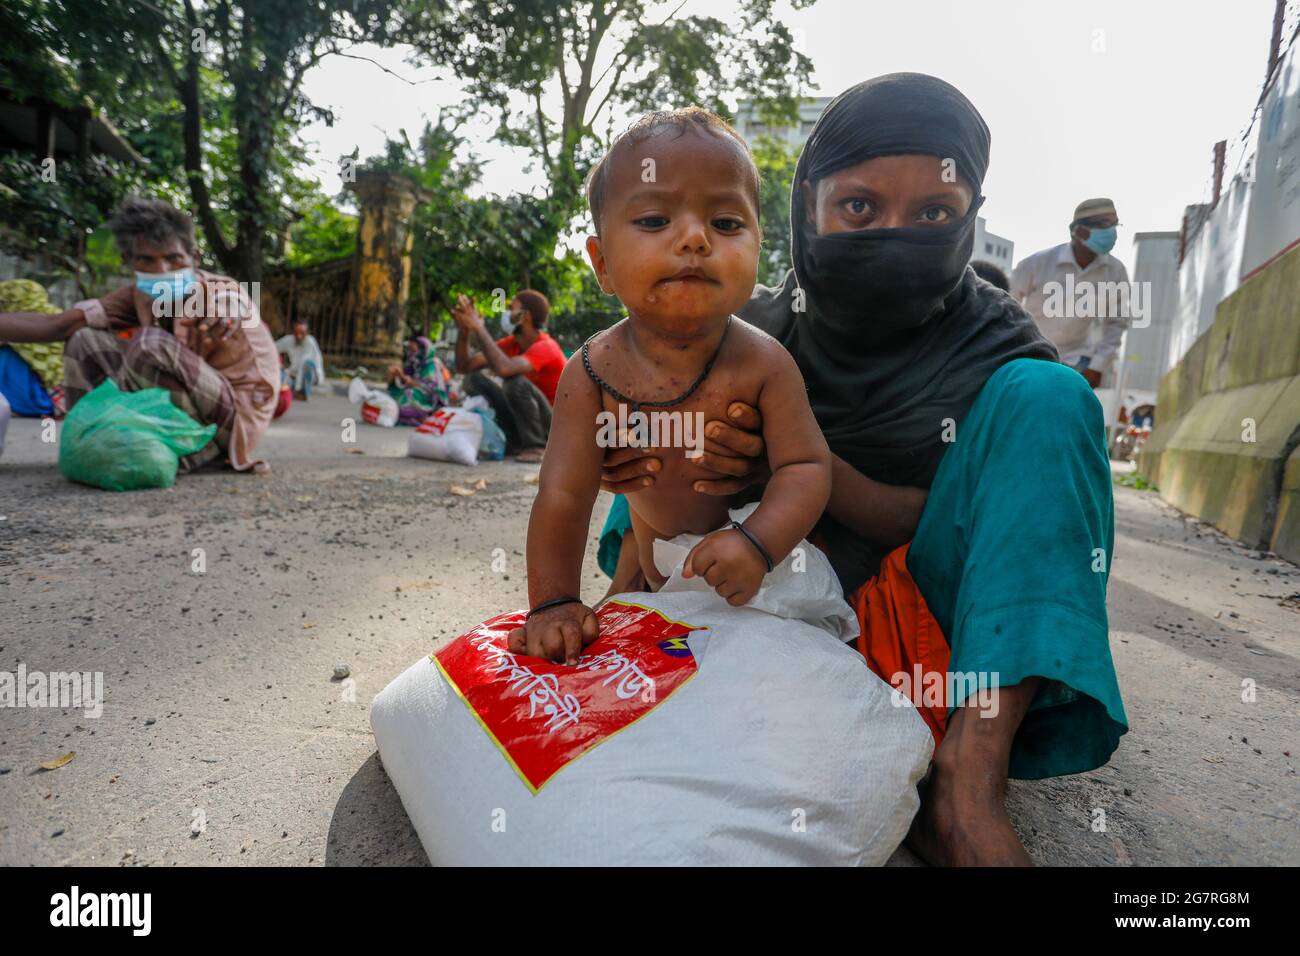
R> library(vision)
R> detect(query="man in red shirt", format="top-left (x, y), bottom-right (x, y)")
top-left (452, 288), bottom-right (565, 462)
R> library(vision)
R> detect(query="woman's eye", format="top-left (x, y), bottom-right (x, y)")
top-left (633, 216), bottom-right (668, 228)
top-left (844, 198), bottom-right (872, 217)
top-left (712, 217), bottom-right (743, 233)
top-left (919, 206), bottom-right (952, 224)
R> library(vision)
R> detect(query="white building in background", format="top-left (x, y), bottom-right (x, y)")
top-left (973, 217), bottom-right (1014, 275)
top-left (733, 97), bottom-right (832, 148)
top-left (1116, 231), bottom-right (1181, 412)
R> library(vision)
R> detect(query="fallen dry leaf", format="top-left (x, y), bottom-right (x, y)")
top-left (302, 622), bottom-right (316, 629)
top-left (472, 478), bottom-right (488, 491)
top-left (449, 485), bottom-right (475, 497)
top-left (346, 448), bottom-right (366, 455)
top-left (39, 752), bottom-right (75, 771)
top-left (1201, 755), bottom-right (1225, 764)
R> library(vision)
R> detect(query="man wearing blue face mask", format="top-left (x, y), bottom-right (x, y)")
top-left (1010, 198), bottom-right (1131, 389)
top-left (0, 197), bottom-right (280, 473)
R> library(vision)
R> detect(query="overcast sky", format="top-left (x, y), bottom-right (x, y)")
top-left (300, 0), bottom-right (1283, 269)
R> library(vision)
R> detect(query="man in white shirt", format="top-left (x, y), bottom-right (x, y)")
top-left (1010, 198), bottom-right (1130, 388)
top-left (274, 319), bottom-right (325, 400)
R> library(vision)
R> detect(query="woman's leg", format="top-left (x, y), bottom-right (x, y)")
top-left (597, 493), bottom-right (634, 579)
top-left (908, 678), bottom-right (1040, 865)
top-left (905, 358), bottom-right (1128, 864)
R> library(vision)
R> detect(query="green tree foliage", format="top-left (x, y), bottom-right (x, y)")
top-left (751, 133), bottom-right (802, 287)
top-left (1, 0), bottom-right (408, 284)
top-left (364, 112), bottom-right (621, 346)
top-left (0, 3), bottom-right (144, 292)
top-left (402, 0), bottom-right (815, 257)
top-left (285, 200), bottom-right (358, 266)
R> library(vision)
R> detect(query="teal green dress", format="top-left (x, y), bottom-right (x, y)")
top-left (597, 358), bottom-right (1127, 780)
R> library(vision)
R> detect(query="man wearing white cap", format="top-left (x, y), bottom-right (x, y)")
top-left (1010, 198), bottom-right (1130, 388)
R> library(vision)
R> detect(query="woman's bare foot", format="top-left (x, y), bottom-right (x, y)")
top-left (515, 447), bottom-right (545, 463)
top-left (906, 678), bottom-right (1040, 866)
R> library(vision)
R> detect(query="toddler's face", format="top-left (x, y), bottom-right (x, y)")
top-left (586, 129), bottom-right (760, 337)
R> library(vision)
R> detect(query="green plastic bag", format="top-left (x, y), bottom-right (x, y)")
top-left (58, 380), bottom-right (218, 491)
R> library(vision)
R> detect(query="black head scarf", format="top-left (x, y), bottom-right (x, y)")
top-left (738, 73), bottom-right (1058, 592)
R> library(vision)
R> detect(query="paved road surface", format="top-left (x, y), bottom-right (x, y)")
top-left (1, 391), bottom-right (1296, 865)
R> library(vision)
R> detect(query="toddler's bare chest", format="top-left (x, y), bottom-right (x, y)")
top-left (594, 379), bottom-right (743, 477)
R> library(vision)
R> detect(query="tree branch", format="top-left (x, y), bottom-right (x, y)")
top-left (533, 87), bottom-right (555, 175)
top-left (322, 44), bottom-right (442, 85)
top-left (589, 50), bottom-right (632, 128)
top-left (557, 26), bottom-right (572, 105)
top-left (570, 1), bottom-right (616, 136)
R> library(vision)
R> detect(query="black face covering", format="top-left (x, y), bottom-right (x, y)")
top-left (738, 73), bottom-right (1057, 593)
top-left (800, 196), bottom-right (985, 345)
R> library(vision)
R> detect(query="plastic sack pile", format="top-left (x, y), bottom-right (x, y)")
top-left (347, 377), bottom-right (398, 427)
top-left (371, 504), bottom-right (934, 866)
top-left (407, 397), bottom-right (506, 465)
top-left (407, 406), bottom-right (484, 466)
top-left (346, 373), bottom-right (505, 464)
top-left (58, 380), bottom-right (216, 491)
top-left (463, 395), bottom-right (507, 461)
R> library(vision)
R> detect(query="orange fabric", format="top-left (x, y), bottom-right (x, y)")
top-left (849, 543), bottom-right (951, 744)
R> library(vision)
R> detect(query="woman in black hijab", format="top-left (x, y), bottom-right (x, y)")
top-left (599, 74), bottom-right (1127, 866)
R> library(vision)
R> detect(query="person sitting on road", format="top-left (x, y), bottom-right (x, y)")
top-left (385, 335), bottom-right (449, 425)
top-left (0, 196), bottom-right (279, 474)
top-left (451, 288), bottom-right (564, 463)
top-left (275, 319), bottom-right (324, 401)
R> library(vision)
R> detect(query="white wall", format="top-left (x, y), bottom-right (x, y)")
top-left (1117, 232), bottom-right (1180, 404)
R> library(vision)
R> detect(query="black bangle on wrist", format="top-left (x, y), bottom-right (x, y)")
top-left (526, 596), bottom-right (583, 619)
top-left (730, 520), bottom-right (775, 573)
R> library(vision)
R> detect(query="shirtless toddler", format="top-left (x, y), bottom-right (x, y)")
top-left (509, 108), bottom-right (831, 663)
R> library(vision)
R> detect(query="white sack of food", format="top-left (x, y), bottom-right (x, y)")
top-left (370, 505), bottom-right (933, 866)
top-left (347, 376), bottom-right (399, 427)
top-left (406, 406), bottom-right (483, 466)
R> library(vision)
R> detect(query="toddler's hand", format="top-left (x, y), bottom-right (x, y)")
top-left (682, 528), bottom-right (767, 607)
top-left (507, 601), bottom-right (599, 664)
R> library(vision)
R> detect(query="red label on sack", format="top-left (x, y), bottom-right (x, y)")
top-left (361, 402), bottom-right (381, 424)
top-left (432, 600), bottom-right (704, 792)
top-left (417, 408), bottom-right (453, 435)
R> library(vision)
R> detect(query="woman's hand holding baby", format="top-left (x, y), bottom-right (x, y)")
top-left (682, 528), bottom-right (768, 606)
top-left (599, 401), bottom-right (767, 496)
top-left (508, 602), bottom-right (600, 665)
